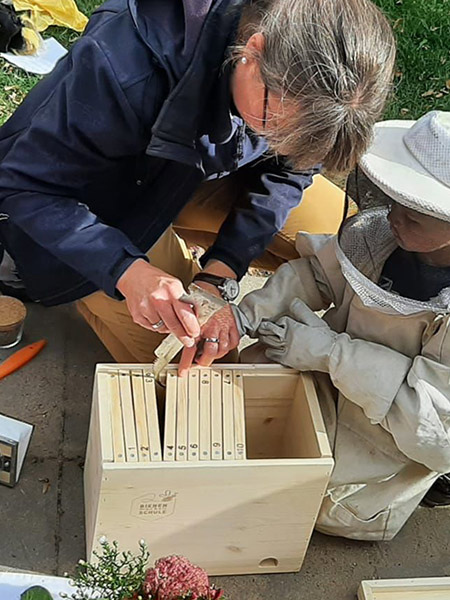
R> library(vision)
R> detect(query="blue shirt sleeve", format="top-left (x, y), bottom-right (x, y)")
top-left (200, 157), bottom-right (318, 278)
top-left (0, 36), bottom-right (156, 298)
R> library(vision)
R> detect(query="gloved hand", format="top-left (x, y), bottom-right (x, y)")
top-left (257, 298), bottom-right (338, 372)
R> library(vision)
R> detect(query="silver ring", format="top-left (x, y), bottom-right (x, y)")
top-left (204, 337), bottom-right (220, 344)
top-left (150, 319), bottom-right (165, 330)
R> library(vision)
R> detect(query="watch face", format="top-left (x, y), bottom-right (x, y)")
top-left (224, 278), bottom-right (240, 300)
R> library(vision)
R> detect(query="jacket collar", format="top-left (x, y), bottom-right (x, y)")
top-left (129, 0), bottom-right (245, 170)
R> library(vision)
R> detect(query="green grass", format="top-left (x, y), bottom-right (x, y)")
top-left (0, 0), bottom-right (99, 124)
top-left (374, 0), bottom-right (450, 119)
top-left (0, 65), bottom-right (40, 124)
top-left (0, 0), bottom-right (449, 124)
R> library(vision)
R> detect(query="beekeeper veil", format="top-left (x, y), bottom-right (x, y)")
top-left (336, 111), bottom-right (450, 315)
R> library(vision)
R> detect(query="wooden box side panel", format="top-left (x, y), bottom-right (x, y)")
top-left (301, 373), bottom-right (332, 458)
top-left (90, 460), bottom-right (333, 575)
top-left (84, 376), bottom-right (105, 556)
top-left (282, 374), bottom-right (332, 460)
top-left (358, 578), bottom-right (450, 600)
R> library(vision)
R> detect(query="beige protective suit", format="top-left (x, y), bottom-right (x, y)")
top-left (236, 209), bottom-right (450, 541)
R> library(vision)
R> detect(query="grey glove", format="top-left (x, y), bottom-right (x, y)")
top-left (258, 298), bottom-right (338, 372)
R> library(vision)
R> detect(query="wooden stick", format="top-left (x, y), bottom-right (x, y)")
top-left (109, 371), bottom-right (126, 463)
top-left (163, 371), bottom-right (177, 461)
top-left (119, 370), bottom-right (138, 462)
top-left (188, 370), bottom-right (200, 461)
top-left (176, 374), bottom-right (188, 461)
top-left (222, 369), bottom-right (235, 460)
top-left (96, 371), bottom-right (114, 462)
top-left (199, 369), bottom-right (211, 460)
top-left (131, 370), bottom-right (150, 462)
top-left (233, 371), bottom-right (246, 460)
top-left (211, 368), bottom-right (223, 460)
top-left (143, 369), bottom-right (162, 461)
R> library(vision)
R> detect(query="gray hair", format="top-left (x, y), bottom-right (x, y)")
top-left (235, 0), bottom-right (396, 173)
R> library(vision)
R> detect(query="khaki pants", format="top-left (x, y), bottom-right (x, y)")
top-left (77, 174), bottom-right (345, 362)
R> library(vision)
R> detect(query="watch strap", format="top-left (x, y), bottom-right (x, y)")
top-left (192, 273), bottom-right (227, 288)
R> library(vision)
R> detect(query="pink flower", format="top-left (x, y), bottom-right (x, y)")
top-left (143, 555), bottom-right (224, 600)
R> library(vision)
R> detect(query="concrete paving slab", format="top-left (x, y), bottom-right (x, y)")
top-left (373, 506), bottom-right (450, 579)
top-left (57, 460), bottom-right (86, 576)
top-left (0, 305), bottom-right (66, 459)
top-left (62, 305), bottom-right (111, 459)
top-left (0, 303), bottom-right (109, 575)
top-left (0, 299), bottom-right (449, 599)
top-left (0, 458), bottom-right (59, 573)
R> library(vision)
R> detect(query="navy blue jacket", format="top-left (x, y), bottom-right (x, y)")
top-left (0, 0), bottom-right (314, 305)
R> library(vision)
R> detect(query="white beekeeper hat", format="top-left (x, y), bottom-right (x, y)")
top-left (359, 110), bottom-right (450, 222)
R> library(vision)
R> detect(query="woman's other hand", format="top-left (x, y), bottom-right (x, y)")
top-left (178, 304), bottom-right (241, 376)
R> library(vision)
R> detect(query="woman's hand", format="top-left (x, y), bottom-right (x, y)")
top-left (116, 259), bottom-right (200, 347)
top-left (178, 304), bottom-right (241, 376)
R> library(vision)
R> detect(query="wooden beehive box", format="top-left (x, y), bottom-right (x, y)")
top-left (358, 577), bottom-right (450, 599)
top-left (84, 364), bottom-right (333, 576)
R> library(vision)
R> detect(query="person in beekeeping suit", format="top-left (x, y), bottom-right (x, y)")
top-left (182, 110), bottom-right (450, 540)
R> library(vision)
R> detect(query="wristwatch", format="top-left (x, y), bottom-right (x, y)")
top-left (192, 273), bottom-right (240, 301)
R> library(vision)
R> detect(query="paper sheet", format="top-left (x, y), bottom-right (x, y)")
top-left (0, 572), bottom-right (75, 600)
top-left (0, 37), bottom-right (67, 75)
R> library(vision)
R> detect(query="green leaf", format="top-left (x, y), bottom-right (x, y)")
top-left (20, 585), bottom-right (53, 600)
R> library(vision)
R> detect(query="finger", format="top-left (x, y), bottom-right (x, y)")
top-left (258, 320), bottom-right (282, 336)
top-left (173, 298), bottom-right (201, 339)
top-left (132, 308), bottom-right (170, 333)
top-left (178, 343), bottom-right (199, 377)
top-left (207, 328), bottom-right (229, 357)
top-left (156, 303), bottom-right (195, 347)
top-left (132, 314), bottom-right (167, 333)
top-left (289, 299), bottom-right (323, 327)
top-left (127, 299), bottom-right (160, 329)
top-left (259, 320), bottom-right (287, 346)
top-left (135, 301), bottom-right (160, 325)
top-left (196, 341), bottom-right (220, 367)
top-left (143, 316), bottom-right (170, 334)
top-left (264, 348), bottom-right (285, 364)
top-left (196, 335), bottom-right (229, 367)
top-left (218, 333), bottom-right (234, 359)
top-left (259, 334), bottom-right (282, 349)
top-left (228, 326), bottom-right (241, 351)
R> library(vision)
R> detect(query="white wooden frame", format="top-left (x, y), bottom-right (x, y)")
top-left (358, 577), bottom-right (450, 599)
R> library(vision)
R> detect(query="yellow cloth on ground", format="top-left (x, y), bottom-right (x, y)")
top-left (20, 15), bottom-right (42, 53)
top-left (12, 0), bottom-right (88, 32)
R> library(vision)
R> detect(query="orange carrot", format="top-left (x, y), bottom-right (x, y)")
top-left (0, 339), bottom-right (47, 380)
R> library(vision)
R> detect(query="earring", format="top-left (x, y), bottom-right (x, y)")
top-left (241, 56), bottom-right (248, 65)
